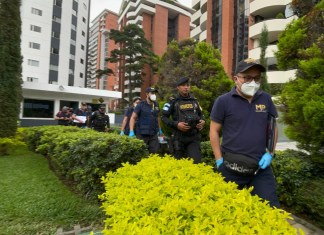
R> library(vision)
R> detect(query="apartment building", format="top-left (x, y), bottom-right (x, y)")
top-left (191, 0), bottom-right (296, 82)
top-left (87, 9), bottom-right (118, 91)
top-left (248, 0), bottom-right (297, 83)
top-left (20, 0), bottom-right (121, 126)
top-left (117, 0), bottom-right (195, 99)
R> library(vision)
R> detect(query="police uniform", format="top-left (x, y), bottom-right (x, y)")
top-left (89, 106), bottom-right (110, 132)
top-left (161, 77), bottom-right (204, 164)
top-left (134, 90), bottom-right (160, 153)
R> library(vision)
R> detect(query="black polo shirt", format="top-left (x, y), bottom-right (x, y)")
top-left (210, 87), bottom-right (278, 160)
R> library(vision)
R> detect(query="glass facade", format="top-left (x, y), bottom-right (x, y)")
top-left (23, 99), bottom-right (54, 118)
top-left (233, 0), bottom-right (249, 74)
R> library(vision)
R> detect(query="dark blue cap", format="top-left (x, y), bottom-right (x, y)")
top-left (176, 77), bottom-right (189, 86)
top-left (235, 58), bottom-right (266, 74)
top-left (145, 87), bottom-right (158, 93)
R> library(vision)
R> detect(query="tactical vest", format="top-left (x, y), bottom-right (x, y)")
top-left (175, 98), bottom-right (200, 128)
top-left (92, 111), bottom-right (107, 127)
top-left (138, 101), bottom-right (159, 136)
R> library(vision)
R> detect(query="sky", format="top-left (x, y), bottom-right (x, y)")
top-left (90, 0), bottom-right (192, 21)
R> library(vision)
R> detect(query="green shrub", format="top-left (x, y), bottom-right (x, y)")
top-left (201, 141), bottom-right (215, 166)
top-left (296, 179), bottom-right (324, 228)
top-left (99, 155), bottom-right (300, 234)
top-left (0, 137), bottom-right (26, 156)
top-left (272, 150), bottom-right (315, 207)
top-left (22, 126), bottom-right (149, 199)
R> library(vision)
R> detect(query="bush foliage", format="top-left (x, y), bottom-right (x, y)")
top-left (22, 126), bottom-right (148, 199)
top-left (99, 155), bottom-right (300, 234)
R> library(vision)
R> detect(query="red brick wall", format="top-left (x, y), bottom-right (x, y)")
top-left (152, 5), bottom-right (168, 56)
top-left (177, 14), bottom-right (190, 41)
top-left (221, 0), bottom-right (234, 77)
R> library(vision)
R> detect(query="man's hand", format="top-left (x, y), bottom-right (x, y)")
top-left (259, 152), bottom-right (273, 169)
top-left (196, 120), bottom-right (205, 130)
top-left (216, 158), bottom-right (223, 169)
top-left (129, 130), bottom-right (135, 137)
top-left (177, 122), bottom-right (191, 132)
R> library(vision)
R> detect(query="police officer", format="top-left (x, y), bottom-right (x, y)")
top-left (161, 77), bottom-right (205, 164)
top-left (129, 87), bottom-right (162, 153)
top-left (120, 96), bottom-right (141, 136)
top-left (89, 104), bottom-right (110, 132)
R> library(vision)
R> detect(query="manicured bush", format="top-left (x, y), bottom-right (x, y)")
top-left (272, 150), bottom-right (315, 207)
top-left (99, 155), bottom-right (300, 234)
top-left (22, 126), bottom-right (149, 199)
top-left (0, 137), bottom-right (26, 156)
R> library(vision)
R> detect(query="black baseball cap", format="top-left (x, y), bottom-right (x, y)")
top-left (132, 96), bottom-right (141, 102)
top-left (176, 77), bottom-right (189, 86)
top-left (145, 87), bottom-right (158, 93)
top-left (235, 58), bottom-right (266, 74)
top-left (99, 104), bottom-right (106, 109)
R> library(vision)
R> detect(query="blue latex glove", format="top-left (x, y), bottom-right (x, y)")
top-left (216, 157), bottom-right (223, 169)
top-left (129, 130), bottom-right (135, 138)
top-left (120, 131), bottom-right (124, 136)
top-left (259, 152), bottom-right (273, 169)
top-left (159, 128), bottom-right (163, 136)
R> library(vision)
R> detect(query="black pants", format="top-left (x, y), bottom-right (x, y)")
top-left (173, 132), bottom-right (201, 164)
top-left (138, 134), bottom-right (159, 154)
top-left (218, 164), bottom-right (280, 208)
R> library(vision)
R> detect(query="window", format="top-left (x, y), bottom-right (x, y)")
top-left (80, 58), bottom-right (84, 64)
top-left (51, 48), bottom-right (59, 54)
top-left (31, 7), bottom-right (42, 16)
top-left (50, 64), bottom-right (59, 71)
top-left (82, 17), bottom-right (86, 23)
top-left (29, 42), bottom-right (40, 49)
top-left (54, 0), bottom-right (62, 7)
top-left (82, 31), bottom-right (85, 36)
top-left (28, 59), bottom-right (39, 67)
top-left (52, 31), bottom-right (60, 38)
top-left (53, 15), bottom-right (61, 23)
top-left (30, 25), bottom-right (41, 33)
top-left (81, 44), bottom-right (84, 50)
top-left (23, 99), bottom-right (54, 118)
top-left (27, 77), bottom-right (39, 82)
top-left (80, 72), bottom-right (83, 78)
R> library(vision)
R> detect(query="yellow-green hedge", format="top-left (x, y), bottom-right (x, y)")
top-left (100, 155), bottom-right (301, 234)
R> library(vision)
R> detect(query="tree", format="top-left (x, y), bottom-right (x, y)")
top-left (275, 0), bottom-right (324, 159)
top-left (100, 24), bottom-right (157, 102)
top-left (291, 0), bottom-right (321, 17)
top-left (0, 0), bottom-right (22, 138)
top-left (259, 24), bottom-right (269, 92)
top-left (157, 39), bottom-right (233, 140)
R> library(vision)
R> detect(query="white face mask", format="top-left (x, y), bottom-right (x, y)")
top-left (149, 94), bottom-right (157, 101)
top-left (239, 80), bottom-right (260, 97)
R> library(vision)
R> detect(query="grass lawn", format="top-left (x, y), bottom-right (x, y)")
top-left (0, 148), bottom-right (104, 235)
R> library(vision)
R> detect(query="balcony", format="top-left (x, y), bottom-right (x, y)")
top-left (249, 44), bottom-right (277, 60)
top-left (190, 25), bottom-right (202, 39)
top-left (267, 69), bottom-right (296, 83)
top-left (249, 17), bottom-right (297, 42)
top-left (250, 0), bottom-right (291, 18)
